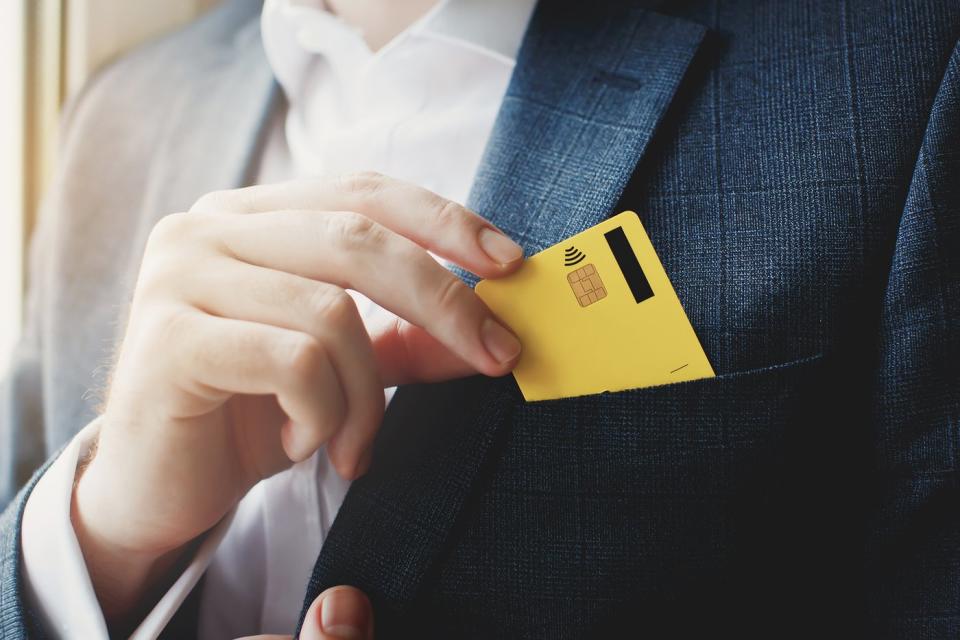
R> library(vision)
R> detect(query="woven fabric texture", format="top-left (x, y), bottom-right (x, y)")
top-left (0, 0), bottom-right (958, 638)
top-left (300, 1), bottom-right (960, 637)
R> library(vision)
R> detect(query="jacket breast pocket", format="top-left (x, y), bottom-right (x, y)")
top-left (498, 353), bottom-right (831, 495)
top-left (428, 353), bottom-right (860, 637)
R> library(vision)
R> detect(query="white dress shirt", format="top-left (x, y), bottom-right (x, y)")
top-left (20, 0), bottom-right (536, 637)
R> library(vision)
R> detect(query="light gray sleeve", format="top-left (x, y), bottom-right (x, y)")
top-left (0, 194), bottom-right (53, 509)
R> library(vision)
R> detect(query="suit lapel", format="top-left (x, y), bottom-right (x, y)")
top-left (457, 0), bottom-right (707, 285)
top-left (299, 0), bottom-right (707, 630)
top-left (133, 18), bottom-right (279, 239)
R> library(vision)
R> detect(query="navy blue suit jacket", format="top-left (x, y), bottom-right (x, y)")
top-left (2, 0), bottom-right (959, 638)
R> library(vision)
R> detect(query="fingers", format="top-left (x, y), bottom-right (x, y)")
top-left (215, 210), bottom-right (522, 377)
top-left (169, 310), bottom-right (348, 464)
top-left (232, 586), bottom-right (374, 640)
top-left (190, 172), bottom-right (524, 278)
top-left (180, 258), bottom-right (484, 471)
top-left (369, 315), bottom-right (476, 388)
top-left (183, 262), bottom-right (384, 478)
top-left (163, 174), bottom-right (525, 479)
top-left (300, 586), bottom-right (374, 640)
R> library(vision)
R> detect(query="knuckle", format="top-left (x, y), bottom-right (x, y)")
top-left (134, 255), bottom-right (178, 300)
top-left (433, 273), bottom-right (470, 316)
top-left (337, 171), bottom-right (386, 198)
top-left (341, 210), bottom-right (376, 236)
top-left (142, 213), bottom-right (217, 291)
top-left (328, 211), bottom-right (381, 250)
top-left (161, 305), bottom-right (193, 335)
top-left (148, 212), bottom-right (191, 247)
top-left (192, 186), bottom-right (263, 215)
top-left (309, 286), bottom-right (357, 328)
top-left (141, 217), bottom-right (197, 291)
top-left (287, 335), bottom-right (326, 383)
top-left (190, 189), bottom-right (232, 214)
top-left (147, 306), bottom-right (196, 367)
top-left (433, 198), bottom-right (467, 230)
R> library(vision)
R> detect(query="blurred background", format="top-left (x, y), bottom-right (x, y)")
top-left (0, 0), bottom-right (219, 366)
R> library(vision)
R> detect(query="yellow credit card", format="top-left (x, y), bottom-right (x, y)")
top-left (475, 211), bottom-right (714, 401)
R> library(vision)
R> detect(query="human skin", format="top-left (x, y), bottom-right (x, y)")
top-left (326, 0), bottom-right (440, 50)
top-left (74, 2), bottom-right (479, 636)
top-left (241, 585), bottom-right (375, 640)
top-left (72, 174), bottom-right (524, 631)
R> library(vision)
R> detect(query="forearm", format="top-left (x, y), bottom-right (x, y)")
top-left (70, 425), bottom-right (218, 634)
top-left (71, 475), bottom-right (189, 631)
top-left (19, 419), bottom-right (235, 638)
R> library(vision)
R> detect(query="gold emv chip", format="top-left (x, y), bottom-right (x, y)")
top-left (567, 263), bottom-right (607, 307)
top-left (474, 211), bottom-right (715, 400)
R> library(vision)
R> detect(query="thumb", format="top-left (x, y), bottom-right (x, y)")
top-left (299, 585), bottom-right (375, 640)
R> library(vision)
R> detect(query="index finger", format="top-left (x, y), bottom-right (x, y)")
top-left (190, 173), bottom-right (524, 279)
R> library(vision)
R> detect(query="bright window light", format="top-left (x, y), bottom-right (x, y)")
top-left (0, 1), bottom-right (25, 368)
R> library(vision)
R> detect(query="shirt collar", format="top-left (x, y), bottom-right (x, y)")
top-left (421, 0), bottom-right (538, 62)
top-left (262, 0), bottom-right (537, 78)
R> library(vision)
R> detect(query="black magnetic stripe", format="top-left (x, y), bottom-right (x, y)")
top-left (603, 226), bottom-right (654, 304)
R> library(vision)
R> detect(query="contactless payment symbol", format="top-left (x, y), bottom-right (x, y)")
top-left (564, 245), bottom-right (586, 266)
top-left (474, 211), bottom-right (715, 401)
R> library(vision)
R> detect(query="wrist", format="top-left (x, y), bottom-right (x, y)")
top-left (71, 454), bottom-right (186, 625)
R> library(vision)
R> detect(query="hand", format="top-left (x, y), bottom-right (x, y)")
top-left (238, 586), bottom-right (374, 640)
top-left (71, 173), bottom-right (524, 625)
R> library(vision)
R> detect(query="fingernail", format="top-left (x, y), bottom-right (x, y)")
top-left (481, 318), bottom-right (522, 364)
top-left (320, 589), bottom-right (369, 639)
top-left (478, 227), bottom-right (523, 265)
